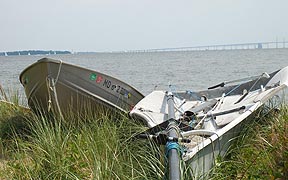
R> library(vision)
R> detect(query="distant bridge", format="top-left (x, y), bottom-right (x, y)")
top-left (127, 41), bottom-right (288, 53)
top-left (0, 50), bottom-right (71, 56)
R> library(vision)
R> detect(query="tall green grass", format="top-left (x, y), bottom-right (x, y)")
top-left (1, 87), bottom-right (287, 179)
top-left (210, 106), bottom-right (288, 179)
top-left (0, 96), bottom-right (165, 179)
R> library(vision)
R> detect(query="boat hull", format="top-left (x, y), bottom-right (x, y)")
top-left (184, 83), bottom-right (288, 178)
top-left (130, 66), bottom-right (288, 178)
top-left (19, 58), bottom-right (144, 116)
top-left (184, 101), bottom-right (260, 177)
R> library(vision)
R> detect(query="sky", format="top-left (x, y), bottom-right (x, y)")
top-left (0, 0), bottom-right (288, 52)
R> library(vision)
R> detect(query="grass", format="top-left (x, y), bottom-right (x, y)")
top-left (0, 88), bottom-right (165, 179)
top-left (0, 87), bottom-right (287, 179)
top-left (210, 105), bottom-right (288, 180)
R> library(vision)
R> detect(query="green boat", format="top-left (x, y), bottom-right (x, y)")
top-left (20, 58), bottom-right (144, 116)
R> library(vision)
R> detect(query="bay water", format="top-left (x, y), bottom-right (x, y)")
top-left (0, 49), bottom-right (287, 104)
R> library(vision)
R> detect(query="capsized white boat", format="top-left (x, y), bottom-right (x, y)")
top-left (131, 66), bottom-right (288, 178)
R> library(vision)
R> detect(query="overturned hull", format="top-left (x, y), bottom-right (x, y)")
top-left (20, 58), bottom-right (144, 116)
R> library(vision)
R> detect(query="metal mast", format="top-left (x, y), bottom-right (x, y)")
top-left (166, 91), bottom-right (181, 180)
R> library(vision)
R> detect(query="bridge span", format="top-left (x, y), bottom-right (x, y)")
top-left (128, 41), bottom-right (288, 53)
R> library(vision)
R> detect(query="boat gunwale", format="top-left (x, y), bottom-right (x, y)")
top-left (183, 83), bottom-right (287, 161)
top-left (19, 57), bottom-right (144, 98)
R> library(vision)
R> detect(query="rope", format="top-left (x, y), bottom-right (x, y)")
top-left (46, 77), bottom-right (52, 112)
top-left (168, 84), bottom-right (187, 114)
top-left (45, 60), bottom-right (64, 119)
top-left (51, 79), bottom-right (64, 119)
top-left (225, 83), bottom-right (242, 96)
top-left (208, 137), bottom-right (216, 167)
top-left (165, 142), bottom-right (183, 157)
top-left (194, 112), bottom-right (208, 129)
top-left (54, 59), bottom-right (63, 85)
top-left (164, 141), bottom-right (184, 180)
top-left (167, 123), bottom-right (181, 136)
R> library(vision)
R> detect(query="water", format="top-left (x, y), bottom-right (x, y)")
top-left (0, 49), bottom-right (288, 104)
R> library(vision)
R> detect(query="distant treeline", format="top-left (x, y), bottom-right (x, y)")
top-left (0, 50), bottom-right (71, 56)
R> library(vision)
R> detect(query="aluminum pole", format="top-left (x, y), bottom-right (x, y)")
top-left (166, 91), bottom-right (181, 180)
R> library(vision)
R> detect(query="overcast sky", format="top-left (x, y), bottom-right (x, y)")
top-left (1, 0), bottom-right (287, 52)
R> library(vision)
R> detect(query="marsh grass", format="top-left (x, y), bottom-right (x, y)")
top-left (210, 105), bottom-right (288, 179)
top-left (0, 91), bottom-right (165, 180)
